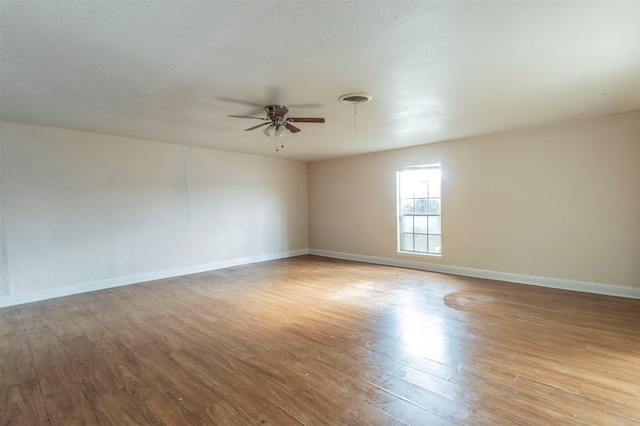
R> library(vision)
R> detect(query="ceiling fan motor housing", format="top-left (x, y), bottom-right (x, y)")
top-left (266, 105), bottom-right (288, 122)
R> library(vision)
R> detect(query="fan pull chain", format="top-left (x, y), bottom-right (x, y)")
top-left (275, 134), bottom-right (284, 152)
top-left (354, 103), bottom-right (357, 140)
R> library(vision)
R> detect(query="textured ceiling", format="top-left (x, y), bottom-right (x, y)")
top-left (1, 1), bottom-right (639, 161)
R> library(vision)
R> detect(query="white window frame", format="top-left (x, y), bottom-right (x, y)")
top-left (397, 164), bottom-right (442, 256)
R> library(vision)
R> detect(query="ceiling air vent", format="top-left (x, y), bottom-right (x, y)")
top-left (339, 93), bottom-right (372, 104)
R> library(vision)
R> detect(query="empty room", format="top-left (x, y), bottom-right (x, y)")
top-left (1, 1), bottom-right (638, 425)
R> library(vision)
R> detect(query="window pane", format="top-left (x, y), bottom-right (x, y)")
top-left (415, 198), bottom-right (428, 214)
top-left (401, 199), bottom-right (414, 214)
top-left (400, 186), bottom-right (414, 199)
top-left (429, 182), bottom-right (441, 198)
top-left (401, 216), bottom-right (413, 233)
top-left (401, 234), bottom-right (414, 251)
top-left (414, 216), bottom-right (428, 233)
top-left (428, 235), bottom-right (442, 254)
top-left (428, 216), bottom-right (441, 234)
top-left (414, 182), bottom-right (428, 198)
top-left (415, 234), bottom-right (428, 252)
top-left (427, 198), bottom-right (441, 215)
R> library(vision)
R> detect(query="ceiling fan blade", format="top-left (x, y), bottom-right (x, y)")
top-left (288, 117), bottom-right (325, 123)
top-left (216, 97), bottom-right (264, 107)
top-left (284, 123), bottom-right (301, 133)
top-left (287, 103), bottom-right (322, 109)
top-left (229, 115), bottom-right (266, 120)
top-left (245, 122), bottom-right (270, 131)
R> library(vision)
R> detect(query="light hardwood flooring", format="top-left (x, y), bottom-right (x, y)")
top-left (1, 255), bottom-right (639, 425)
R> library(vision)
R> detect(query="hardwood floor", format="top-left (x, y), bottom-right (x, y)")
top-left (1, 255), bottom-right (638, 425)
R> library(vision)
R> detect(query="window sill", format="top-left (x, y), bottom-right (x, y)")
top-left (397, 251), bottom-right (443, 259)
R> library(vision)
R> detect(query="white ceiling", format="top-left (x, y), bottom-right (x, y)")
top-left (1, 1), bottom-right (639, 161)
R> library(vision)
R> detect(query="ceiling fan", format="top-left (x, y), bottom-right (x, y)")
top-left (229, 105), bottom-right (325, 137)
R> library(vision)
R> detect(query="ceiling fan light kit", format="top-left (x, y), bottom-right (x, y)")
top-left (263, 124), bottom-right (290, 138)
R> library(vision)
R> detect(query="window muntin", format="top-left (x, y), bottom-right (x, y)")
top-left (397, 164), bottom-right (442, 255)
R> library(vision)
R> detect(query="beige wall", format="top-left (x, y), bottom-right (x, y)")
top-left (0, 121), bottom-right (308, 297)
top-left (1, 112), bottom-right (638, 300)
top-left (309, 111), bottom-right (640, 288)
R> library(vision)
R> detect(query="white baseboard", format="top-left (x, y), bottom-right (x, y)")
top-left (0, 249), bottom-right (309, 308)
top-left (309, 249), bottom-right (640, 299)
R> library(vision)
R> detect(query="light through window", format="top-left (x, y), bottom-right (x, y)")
top-left (397, 164), bottom-right (442, 255)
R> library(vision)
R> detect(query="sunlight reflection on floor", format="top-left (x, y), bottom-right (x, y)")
top-left (398, 293), bottom-right (448, 361)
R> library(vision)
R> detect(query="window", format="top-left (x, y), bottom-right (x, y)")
top-left (397, 164), bottom-right (442, 255)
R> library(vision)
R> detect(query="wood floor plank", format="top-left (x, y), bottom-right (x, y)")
top-left (288, 355), bottom-right (441, 425)
top-left (368, 388), bottom-right (451, 426)
top-left (68, 308), bottom-right (115, 342)
top-left (94, 338), bottom-right (210, 425)
top-left (139, 390), bottom-right (210, 425)
top-left (1, 378), bottom-right (48, 426)
top-left (91, 388), bottom-right (151, 425)
top-left (59, 335), bottom-right (123, 401)
top-left (95, 337), bottom-right (168, 402)
top-left (0, 335), bottom-right (37, 387)
top-left (204, 400), bottom-right (249, 426)
top-left (33, 359), bottom-right (78, 398)
top-left (380, 375), bottom-right (471, 423)
top-left (204, 351), bottom-right (343, 424)
top-left (26, 332), bottom-right (78, 396)
top-left (1, 255), bottom-right (638, 425)
top-left (102, 317), bottom-right (155, 348)
top-left (281, 323), bottom-right (405, 385)
top-left (44, 383), bottom-right (100, 425)
top-left (203, 343), bottom-right (411, 425)
top-left (262, 409), bottom-right (304, 425)
top-left (25, 332), bottom-right (62, 364)
top-left (0, 307), bottom-right (24, 338)
top-left (168, 346), bottom-right (280, 424)
top-left (20, 304), bottom-right (53, 336)
top-left (128, 343), bottom-right (227, 416)
top-left (393, 365), bottom-right (468, 402)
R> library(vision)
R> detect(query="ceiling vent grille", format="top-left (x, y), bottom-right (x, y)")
top-left (339, 93), bottom-right (372, 104)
